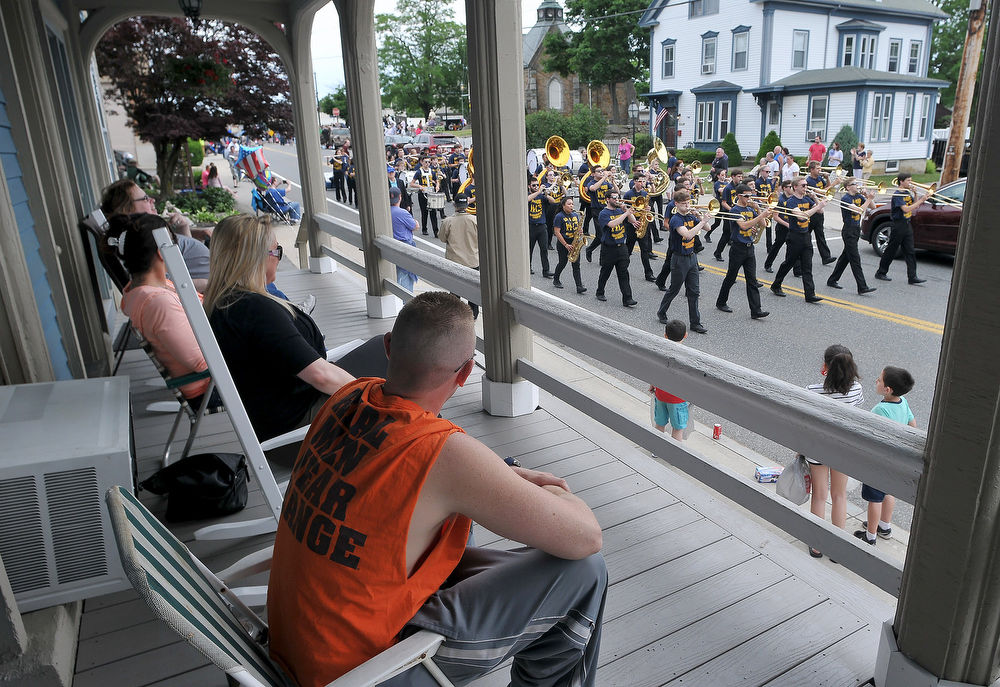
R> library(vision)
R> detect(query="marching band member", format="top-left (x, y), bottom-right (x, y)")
top-left (770, 178), bottom-right (828, 303)
top-left (584, 166), bottom-right (619, 262)
top-left (705, 168), bottom-right (727, 242)
top-left (763, 179), bottom-right (792, 273)
top-left (623, 175), bottom-right (655, 282)
top-left (805, 161), bottom-right (838, 265)
top-left (527, 179), bottom-right (553, 277)
top-left (408, 155), bottom-right (440, 237)
top-left (329, 146), bottom-right (349, 203)
top-left (543, 169), bottom-right (564, 250)
top-left (552, 196), bottom-right (587, 294)
top-left (712, 170), bottom-right (743, 262)
top-left (448, 144), bottom-right (467, 199)
top-left (594, 190), bottom-right (637, 307)
top-left (754, 165), bottom-right (775, 250)
top-left (873, 173), bottom-right (929, 284)
top-left (715, 184), bottom-right (770, 320)
top-left (656, 190), bottom-right (709, 333)
top-left (637, 163), bottom-right (663, 244)
top-left (827, 178), bottom-right (878, 294)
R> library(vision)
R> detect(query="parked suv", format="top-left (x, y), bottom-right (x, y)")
top-left (411, 133), bottom-right (459, 155)
top-left (861, 178), bottom-right (965, 256)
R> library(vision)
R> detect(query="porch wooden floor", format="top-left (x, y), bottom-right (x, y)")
top-left (74, 267), bottom-right (892, 687)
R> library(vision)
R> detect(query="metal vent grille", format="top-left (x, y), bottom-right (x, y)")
top-left (45, 468), bottom-right (108, 584)
top-left (0, 476), bottom-right (51, 593)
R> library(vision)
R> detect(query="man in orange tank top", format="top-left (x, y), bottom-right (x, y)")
top-left (268, 292), bottom-right (607, 687)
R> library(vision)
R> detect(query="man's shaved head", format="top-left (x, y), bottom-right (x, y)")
top-left (387, 292), bottom-right (475, 392)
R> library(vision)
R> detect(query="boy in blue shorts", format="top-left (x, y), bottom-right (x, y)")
top-left (649, 319), bottom-right (690, 441)
top-left (854, 365), bottom-right (916, 544)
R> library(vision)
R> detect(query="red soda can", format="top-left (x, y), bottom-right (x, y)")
top-left (712, 423), bottom-right (722, 440)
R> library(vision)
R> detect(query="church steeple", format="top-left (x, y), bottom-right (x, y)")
top-left (536, 0), bottom-right (564, 24)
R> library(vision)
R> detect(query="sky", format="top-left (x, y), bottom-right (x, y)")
top-left (310, 1), bottom-right (541, 96)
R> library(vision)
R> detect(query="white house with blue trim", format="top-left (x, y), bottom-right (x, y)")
top-left (638, 0), bottom-right (948, 172)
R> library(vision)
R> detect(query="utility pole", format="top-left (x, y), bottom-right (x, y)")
top-left (940, 0), bottom-right (990, 184)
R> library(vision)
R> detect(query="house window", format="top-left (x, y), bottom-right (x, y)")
top-left (732, 30), bottom-right (749, 71)
top-left (919, 93), bottom-right (932, 139)
top-left (908, 40), bottom-right (922, 73)
top-left (767, 101), bottom-right (780, 128)
top-left (662, 41), bottom-right (675, 78)
top-left (808, 95), bottom-right (828, 141)
top-left (689, 0), bottom-right (720, 18)
top-left (792, 30), bottom-right (808, 70)
top-left (902, 93), bottom-right (915, 140)
top-left (888, 38), bottom-right (901, 72)
top-left (696, 101), bottom-right (715, 141)
top-left (548, 78), bottom-right (563, 111)
top-left (859, 35), bottom-right (876, 69)
top-left (719, 101), bottom-right (732, 138)
top-left (702, 35), bottom-right (717, 74)
top-left (870, 93), bottom-right (893, 141)
top-left (842, 35), bottom-right (855, 67)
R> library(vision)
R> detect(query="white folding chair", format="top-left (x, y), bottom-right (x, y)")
top-left (106, 485), bottom-right (455, 686)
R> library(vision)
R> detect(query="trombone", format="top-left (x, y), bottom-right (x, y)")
top-left (892, 178), bottom-right (963, 208)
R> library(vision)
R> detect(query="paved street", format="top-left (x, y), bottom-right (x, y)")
top-left (259, 142), bottom-right (952, 530)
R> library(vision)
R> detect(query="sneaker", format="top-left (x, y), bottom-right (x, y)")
top-left (862, 521), bottom-right (893, 539)
top-left (853, 530), bottom-right (876, 545)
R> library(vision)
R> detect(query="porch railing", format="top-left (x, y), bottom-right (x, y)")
top-left (314, 212), bottom-right (924, 596)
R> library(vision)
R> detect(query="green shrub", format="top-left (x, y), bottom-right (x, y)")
top-left (925, 159), bottom-right (937, 174)
top-left (756, 130), bottom-right (782, 164)
top-left (187, 138), bottom-right (204, 167)
top-left (675, 148), bottom-right (701, 164)
top-left (634, 133), bottom-right (653, 158)
top-left (163, 187), bottom-right (235, 215)
top-left (721, 132), bottom-right (742, 166)
top-left (831, 125), bottom-right (859, 161)
top-left (525, 105), bottom-right (607, 150)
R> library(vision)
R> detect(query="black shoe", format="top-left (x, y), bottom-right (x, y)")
top-left (657, 315), bottom-right (670, 324)
top-left (547, 244), bottom-right (553, 250)
top-left (645, 275), bottom-right (656, 282)
top-left (714, 254), bottom-right (724, 262)
top-left (793, 271), bottom-right (802, 278)
top-left (585, 250), bottom-right (593, 263)
top-left (751, 311), bottom-right (770, 319)
top-left (656, 281), bottom-right (667, 292)
top-left (577, 285), bottom-right (588, 294)
top-left (875, 273), bottom-right (891, 281)
top-left (623, 299), bottom-right (638, 307)
top-left (698, 265), bottom-right (706, 271)
top-left (716, 304), bottom-right (733, 313)
top-left (690, 323), bottom-right (708, 334)
top-left (530, 269), bottom-right (535, 275)
top-left (648, 254), bottom-right (658, 261)
top-left (764, 266), bottom-right (773, 273)
top-left (908, 277), bottom-right (926, 284)
top-left (752, 281), bottom-right (764, 289)
top-left (862, 521), bottom-right (893, 539)
top-left (822, 257), bottom-right (836, 265)
top-left (704, 235), bottom-right (713, 243)
top-left (653, 237), bottom-right (664, 243)
top-left (809, 547), bottom-right (823, 558)
top-left (553, 280), bottom-right (564, 289)
top-left (422, 231), bottom-right (429, 235)
top-left (542, 272), bottom-right (554, 279)
top-left (827, 281), bottom-right (843, 289)
top-left (694, 245), bottom-right (705, 254)
top-left (859, 286), bottom-right (877, 294)
top-left (595, 294), bottom-right (607, 302)
top-left (806, 296), bottom-right (824, 303)
top-left (770, 286), bottom-right (786, 297)
top-left (853, 530), bottom-right (877, 545)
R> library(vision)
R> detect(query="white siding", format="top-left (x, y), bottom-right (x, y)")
top-left (734, 92), bottom-right (762, 157)
top-left (865, 93), bottom-right (931, 161)
top-left (875, 25), bottom-right (927, 74)
top-left (780, 94), bottom-right (809, 150)
top-left (825, 91), bottom-right (855, 143)
top-left (769, 10), bottom-right (830, 82)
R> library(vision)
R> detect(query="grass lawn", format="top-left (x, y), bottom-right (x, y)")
top-left (869, 172), bottom-right (940, 185)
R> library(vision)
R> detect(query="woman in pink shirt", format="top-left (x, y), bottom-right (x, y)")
top-left (108, 213), bottom-right (213, 408)
top-left (618, 137), bottom-right (634, 174)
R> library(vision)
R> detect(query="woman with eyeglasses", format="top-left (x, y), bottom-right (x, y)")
top-left (203, 214), bottom-right (354, 442)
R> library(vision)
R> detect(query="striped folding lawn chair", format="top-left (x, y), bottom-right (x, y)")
top-left (105, 485), bottom-right (455, 687)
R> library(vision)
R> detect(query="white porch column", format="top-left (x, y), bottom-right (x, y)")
top-left (465, 0), bottom-right (538, 417)
top-left (879, 9), bottom-right (1000, 687)
top-left (332, 0), bottom-right (399, 319)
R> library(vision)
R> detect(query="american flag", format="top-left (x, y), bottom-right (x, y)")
top-left (236, 146), bottom-right (270, 189)
top-left (653, 106), bottom-right (670, 132)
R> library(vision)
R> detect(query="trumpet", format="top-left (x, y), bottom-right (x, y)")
top-left (892, 178), bottom-right (963, 207)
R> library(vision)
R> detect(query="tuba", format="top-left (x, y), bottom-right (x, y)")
top-left (545, 135), bottom-right (571, 167)
top-left (457, 146), bottom-right (476, 215)
top-left (579, 140), bottom-right (611, 203)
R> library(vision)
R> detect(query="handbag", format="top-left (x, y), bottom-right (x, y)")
top-left (775, 454), bottom-right (811, 505)
top-left (140, 453), bottom-right (249, 522)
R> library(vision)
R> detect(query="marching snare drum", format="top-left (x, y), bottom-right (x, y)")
top-left (427, 192), bottom-right (446, 210)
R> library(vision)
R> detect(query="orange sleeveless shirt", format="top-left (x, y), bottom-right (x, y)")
top-left (267, 378), bottom-right (471, 687)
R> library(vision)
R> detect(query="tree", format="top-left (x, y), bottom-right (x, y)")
top-left (96, 18), bottom-right (293, 197)
top-left (929, 0), bottom-right (990, 113)
top-left (720, 132), bottom-right (742, 166)
top-left (375, 0), bottom-right (467, 120)
top-left (542, 0), bottom-right (650, 124)
top-left (525, 105), bottom-right (606, 149)
top-left (831, 125), bottom-right (859, 160)
top-left (755, 130), bottom-right (782, 164)
top-left (318, 86), bottom-right (350, 124)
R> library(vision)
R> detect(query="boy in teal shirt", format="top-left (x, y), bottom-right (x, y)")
top-left (855, 366), bottom-right (916, 544)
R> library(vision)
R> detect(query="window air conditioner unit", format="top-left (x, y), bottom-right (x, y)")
top-left (807, 130), bottom-right (824, 140)
top-left (702, 64), bottom-right (714, 74)
top-left (0, 377), bottom-right (134, 612)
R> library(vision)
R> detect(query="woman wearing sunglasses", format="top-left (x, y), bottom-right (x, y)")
top-left (203, 214), bottom-right (354, 443)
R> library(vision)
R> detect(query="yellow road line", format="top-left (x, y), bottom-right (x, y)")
top-left (650, 247), bottom-right (944, 335)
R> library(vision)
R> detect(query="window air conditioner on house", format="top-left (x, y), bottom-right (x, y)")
top-left (807, 130), bottom-right (824, 140)
top-left (702, 64), bottom-right (714, 74)
top-left (0, 377), bottom-right (133, 612)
